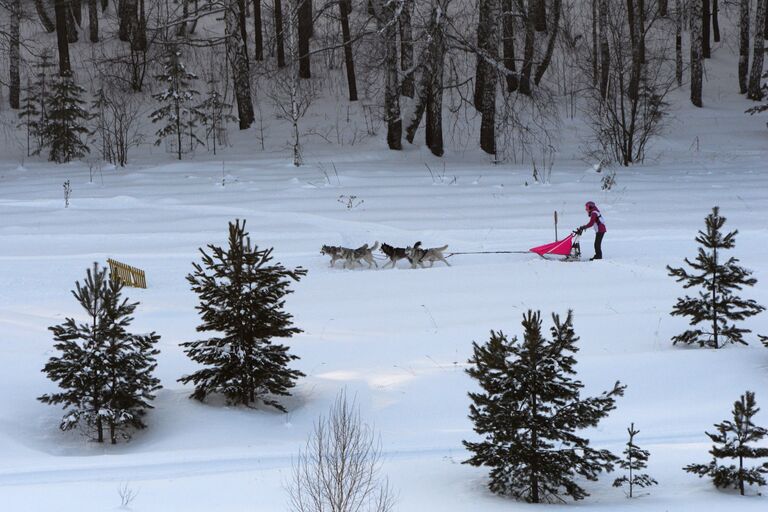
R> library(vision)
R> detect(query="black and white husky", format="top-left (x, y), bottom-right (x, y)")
top-left (380, 242), bottom-right (411, 268)
top-left (406, 241), bottom-right (451, 268)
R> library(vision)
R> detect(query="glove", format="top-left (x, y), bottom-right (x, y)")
top-left (575, 227), bottom-right (584, 235)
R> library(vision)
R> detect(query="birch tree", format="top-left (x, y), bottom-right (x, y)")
top-left (373, 0), bottom-right (402, 150)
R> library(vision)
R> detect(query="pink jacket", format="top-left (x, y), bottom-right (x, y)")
top-left (583, 209), bottom-right (607, 233)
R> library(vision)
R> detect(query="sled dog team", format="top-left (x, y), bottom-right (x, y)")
top-left (321, 201), bottom-right (607, 268)
top-left (321, 241), bottom-right (450, 269)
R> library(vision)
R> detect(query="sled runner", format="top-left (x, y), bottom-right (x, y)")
top-left (529, 232), bottom-right (582, 261)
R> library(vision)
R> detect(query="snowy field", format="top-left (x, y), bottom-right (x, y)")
top-left (2, 54), bottom-right (768, 511)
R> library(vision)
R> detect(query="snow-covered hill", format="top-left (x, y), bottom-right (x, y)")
top-left (1, 9), bottom-right (768, 512)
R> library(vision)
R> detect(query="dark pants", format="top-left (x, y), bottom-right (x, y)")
top-left (593, 232), bottom-right (605, 259)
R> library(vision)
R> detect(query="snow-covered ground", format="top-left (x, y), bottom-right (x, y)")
top-left (1, 45), bottom-right (768, 511)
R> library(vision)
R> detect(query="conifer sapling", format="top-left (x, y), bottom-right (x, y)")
top-left (179, 219), bottom-right (307, 411)
top-left (684, 391), bottom-right (768, 495)
top-left (150, 46), bottom-right (204, 160)
top-left (668, 207), bottom-right (764, 348)
top-left (463, 310), bottom-right (625, 503)
top-left (39, 263), bottom-right (161, 444)
top-left (613, 423), bottom-right (658, 497)
top-left (43, 73), bottom-right (91, 163)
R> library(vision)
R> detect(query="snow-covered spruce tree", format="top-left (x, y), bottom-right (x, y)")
top-left (150, 45), bottom-right (203, 160)
top-left (613, 423), bottom-right (658, 497)
top-left (179, 220), bottom-right (307, 411)
top-left (684, 391), bottom-right (768, 495)
top-left (43, 74), bottom-right (92, 163)
top-left (463, 310), bottom-right (625, 503)
top-left (38, 263), bottom-right (161, 444)
top-left (667, 207), bottom-right (765, 348)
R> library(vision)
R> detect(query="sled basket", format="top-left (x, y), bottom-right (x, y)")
top-left (529, 232), bottom-right (581, 261)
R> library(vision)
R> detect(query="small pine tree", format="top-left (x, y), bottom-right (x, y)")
top-left (613, 423), bottom-right (658, 497)
top-left (90, 86), bottom-right (114, 164)
top-left (18, 50), bottom-right (55, 156)
top-left (668, 207), bottom-right (765, 348)
top-left (150, 46), bottom-right (204, 160)
top-left (38, 263), bottom-right (161, 444)
top-left (179, 219), bottom-right (307, 411)
top-left (196, 79), bottom-right (235, 155)
top-left (43, 74), bottom-right (92, 163)
top-left (684, 391), bottom-right (768, 495)
top-left (463, 310), bottom-right (625, 503)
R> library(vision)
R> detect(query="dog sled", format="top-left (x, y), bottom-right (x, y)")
top-left (321, 229), bottom-right (584, 270)
top-left (529, 231), bottom-right (582, 262)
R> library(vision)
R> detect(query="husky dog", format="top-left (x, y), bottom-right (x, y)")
top-left (321, 242), bottom-right (379, 269)
top-left (406, 241), bottom-right (451, 268)
top-left (349, 241), bottom-right (379, 269)
top-left (380, 242), bottom-right (411, 268)
top-left (321, 244), bottom-right (351, 268)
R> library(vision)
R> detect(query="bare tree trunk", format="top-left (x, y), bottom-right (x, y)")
top-left (765, 0), bottom-right (768, 38)
top-left (252, 0), bottom-right (263, 60)
top-left (747, 0), bottom-right (766, 100)
top-left (340, 0), bottom-right (358, 100)
top-left (298, 0), bottom-right (311, 78)
top-left (599, 0), bottom-right (609, 99)
top-left (406, 3), bottom-right (445, 155)
top-left (177, 0), bottom-right (188, 36)
top-left (226, 0), bottom-right (256, 128)
top-left (474, 0), bottom-right (489, 109)
top-left (400, 0), bottom-right (414, 98)
top-left (503, 0), bottom-right (518, 92)
top-left (702, 0), bottom-right (710, 58)
top-left (10, 0), bottom-right (21, 109)
top-left (676, 0), bottom-right (682, 86)
top-left (480, 0), bottom-right (499, 155)
top-left (533, 0), bottom-right (546, 32)
top-left (739, 0), bottom-right (750, 94)
top-left (690, 0), bottom-right (703, 106)
top-left (406, 63), bottom-right (430, 144)
top-left (55, 0), bottom-right (72, 76)
top-left (119, 0), bottom-right (137, 42)
top-left (286, 2), bottom-right (302, 166)
top-left (72, 0), bottom-right (82, 26)
top-left (238, 0), bottom-right (250, 59)
top-left (275, 0), bottom-right (286, 68)
top-left (628, 0), bottom-right (643, 100)
top-left (35, 0), bottom-right (57, 32)
top-left (132, 0), bottom-right (147, 52)
top-left (519, 0), bottom-right (536, 95)
top-left (377, 0), bottom-right (402, 150)
top-left (534, 0), bottom-right (560, 85)
top-left (425, 5), bottom-right (445, 157)
top-left (591, 0), bottom-right (598, 86)
top-left (102, 0), bottom-right (108, 11)
top-left (88, 0), bottom-right (99, 42)
top-left (712, 0), bottom-right (719, 42)
top-left (638, 0), bottom-right (645, 64)
top-left (659, 0), bottom-right (667, 16)
top-left (66, 3), bottom-right (79, 42)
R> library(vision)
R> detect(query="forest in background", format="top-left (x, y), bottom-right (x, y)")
top-left (0, 0), bottom-right (766, 169)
